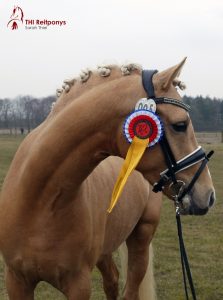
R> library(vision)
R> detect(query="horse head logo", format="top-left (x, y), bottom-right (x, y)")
top-left (7, 6), bottom-right (24, 30)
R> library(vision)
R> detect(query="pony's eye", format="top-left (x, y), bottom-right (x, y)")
top-left (172, 122), bottom-right (188, 132)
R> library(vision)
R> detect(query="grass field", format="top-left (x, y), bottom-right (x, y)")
top-left (0, 135), bottom-right (222, 299)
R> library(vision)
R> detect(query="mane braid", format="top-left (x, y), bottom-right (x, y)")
top-left (55, 62), bottom-right (143, 99)
top-left (173, 78), bottom-right (186, 90)
top-left (97, 65), bottom-right (112, 77)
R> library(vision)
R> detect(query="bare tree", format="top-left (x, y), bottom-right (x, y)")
top-left (0, 99), bottom-right (13, 133)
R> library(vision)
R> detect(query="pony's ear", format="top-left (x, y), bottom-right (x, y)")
top-left (156, 57), bottom-right (187, 91)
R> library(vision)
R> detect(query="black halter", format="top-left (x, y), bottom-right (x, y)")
top-left (142, 69), bottom-right (214, 202)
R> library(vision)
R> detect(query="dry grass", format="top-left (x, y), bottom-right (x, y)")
top-left (0, 135), bottom-right (222, 299)
top-left (196, 132), bottom-right (222, 144)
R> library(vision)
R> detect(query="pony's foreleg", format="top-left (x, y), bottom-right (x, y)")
top-left (138, 244), bottom-right (156, 300)
top-left (119, 243), bottom-right (155, 300)
top-left (123, 227), bottom-right (154, 300)
top-left (122, 192), bottom-right (162, 300)
top-left (5, 267), bottom-right (35, 300)
top-left (97, 254), bottom-right (119, 300)
top-left (63, 268), bottom-right (92, 300)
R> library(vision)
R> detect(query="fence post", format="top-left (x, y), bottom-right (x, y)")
top-left (222, 131), bottom-right (223, 143)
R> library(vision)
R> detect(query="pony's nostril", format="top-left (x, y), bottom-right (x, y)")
top-left (209, 191), bottom-right (215, 208)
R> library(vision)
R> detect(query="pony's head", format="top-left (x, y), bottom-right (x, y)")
top-left (115, 58), bottom-right (215, 215)
top-left (54, 59), bottom-right (215, 215)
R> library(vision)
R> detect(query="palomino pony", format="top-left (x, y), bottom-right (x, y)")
top-left (0, 59), bottom-right (215, 300)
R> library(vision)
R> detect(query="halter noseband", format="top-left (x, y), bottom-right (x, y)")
top-left (142, 69), bottom-right (214, 204)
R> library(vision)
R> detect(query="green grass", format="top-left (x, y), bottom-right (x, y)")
top-left (0, 135), bottom-right (222, 299)
top-left (0, 135), bottom-right (24, 188)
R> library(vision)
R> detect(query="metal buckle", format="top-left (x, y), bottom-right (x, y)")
top-left (169, 180), bottom-right (188, 215)
top-left (161, 173), bottom-right (170, 182)
top-left (169, 180), bottom-right (185, 201)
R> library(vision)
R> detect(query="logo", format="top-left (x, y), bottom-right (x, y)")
top-left (7, 5), bottom-right (67, 31)
top-left (7, 6), bottom-right (24, 30)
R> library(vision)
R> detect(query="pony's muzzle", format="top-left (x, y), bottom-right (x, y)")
top-left (188, 202), bottom-right (209, 215)
top-left (186, 189), bottom-right (216, 215)
top-left (169, 181), bottom-right (216, 216)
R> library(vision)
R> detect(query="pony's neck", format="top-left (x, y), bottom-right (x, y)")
top-left (24, 74), bottom-right (144, 192)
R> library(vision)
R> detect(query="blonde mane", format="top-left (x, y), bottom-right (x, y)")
top-left (50, 62), bottom-right (186, 118)
top-left (49, 63), bottom-right (142, 118)
top-left (56, 62), bottom-right (142, 97)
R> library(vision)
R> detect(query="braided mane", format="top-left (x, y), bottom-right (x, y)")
top-left (49, 62), bottom-right (186, 118)
top-left (49, 63), bottom-right (142, 118)
top-left (56, 63), bottom-right (142, 97)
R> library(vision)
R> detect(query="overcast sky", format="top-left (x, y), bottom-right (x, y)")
top-left (0, 0), bottom-right (223, 98)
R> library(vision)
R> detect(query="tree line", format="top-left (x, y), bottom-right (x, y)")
top-left (0, 96), bottom-right (55, 134)
top-left (0, 95), bottom-right (222, 134)
top-left (183, 96), bottom-right (223, 131)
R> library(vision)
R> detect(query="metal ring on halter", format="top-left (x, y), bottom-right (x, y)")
top-left (169, 180), bottom-right (186, 200)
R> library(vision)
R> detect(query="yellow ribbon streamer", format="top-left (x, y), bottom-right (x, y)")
top-left (107, 136), bottom-right (149, 213)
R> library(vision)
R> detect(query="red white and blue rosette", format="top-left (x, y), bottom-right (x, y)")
top-left (123, 110), bottom-right (163, 147)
